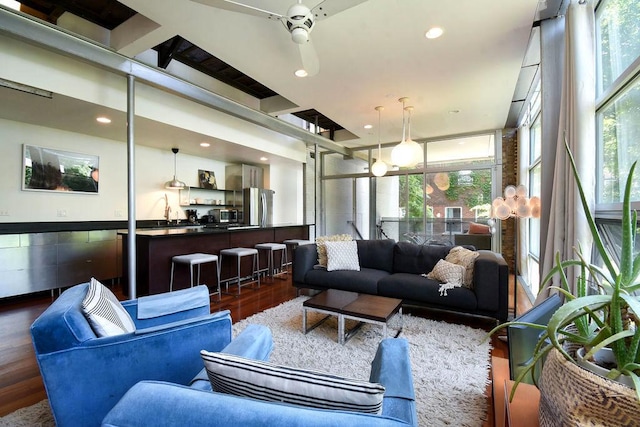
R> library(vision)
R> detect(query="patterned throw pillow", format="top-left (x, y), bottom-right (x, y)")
top-left (325, 240), bottom-right (360, 272)
top-left (425, 259), bottom-right (466, 295)
top-left (201, 351), bottom-right (385, 414)
top-left (315, 234), bottom-right (353, 267)
top-left (81, 277), bottom-right (135, 337)
top-left (445, 246), bottom-right (479, 288)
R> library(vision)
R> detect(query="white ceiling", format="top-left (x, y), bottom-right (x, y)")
top-left (117, 0), bottom-right (542, 148)
top-left (0, 0), bottom-right (565, 166)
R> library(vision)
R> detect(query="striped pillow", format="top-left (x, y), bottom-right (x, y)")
top-left (200, 351), bottom-right (385, 414)
top-left (82, 277), bottom-right (135, 337)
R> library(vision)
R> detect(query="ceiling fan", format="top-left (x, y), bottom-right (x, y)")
top-left (191, 0), bottom-right (368, 76)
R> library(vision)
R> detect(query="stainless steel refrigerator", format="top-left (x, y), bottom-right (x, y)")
top-left (243, 188), bottom-right (274, 226)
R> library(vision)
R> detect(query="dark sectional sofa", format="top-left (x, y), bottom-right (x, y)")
top-left (292, 239), bottom-right (509, 323)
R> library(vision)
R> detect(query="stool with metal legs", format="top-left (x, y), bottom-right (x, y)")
top-left (282, 239), bottom-right (314, 271)
top-left (219, 247), bottom-right (260, 295)
top-left (255, 243), bottom-right (287, 282)
top-left (169, 253), bottom-right (221, 300)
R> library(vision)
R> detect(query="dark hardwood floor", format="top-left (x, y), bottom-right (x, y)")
top-left (0, 273), bottom-right (530, 426)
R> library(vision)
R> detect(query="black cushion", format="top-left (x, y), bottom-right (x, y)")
top-left (304, 267), bottom-right (389, 294)
top-left (392, 242), bottom-right (453, 275)
top-left (378, 273), bottom-right (477, 310)
top-left (356, 239), bottom-right (395, 273)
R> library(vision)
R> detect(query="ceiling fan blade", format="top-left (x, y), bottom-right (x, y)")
top-left (298, 41), bottom-right (319, 77)
top-left (190, 0), bottom-right (284, 20)
top-left (310, 0), bottom-right (369, 20)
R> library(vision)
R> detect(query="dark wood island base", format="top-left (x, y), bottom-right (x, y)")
top-left (120, 225), bottom-right (311, 296)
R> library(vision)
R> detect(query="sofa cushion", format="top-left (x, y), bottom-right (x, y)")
top-left (392, 242), bottom-right (452, 275)
top-left (82, 277), bottom-right (135, 337)
top-left (305, 268), bottom-right (388, 294)
top-left (357, 239), bottom-right (396, 273)
top-left (468, 222), bottom-right (491, 234)
top-left (426, 259), bottom-right (465, 294)
top-left (378, 273), bottom-right (477, 310)
top-left (444, 246), bottom-right (479, 288)
top-left (326, 240), bottom-right (360, 271)
top-left (200, 351), bottom-right (385, 414)
top-left (316, 234), bottom-right (353, 267)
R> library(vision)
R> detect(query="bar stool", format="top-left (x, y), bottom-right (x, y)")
top-left (170, 253), bottom-right (221, 300)
top-left (220, 247), bottom-right (260, 295)
top-left (255, 243), bottom-right (287, 281)
top-left (283, 239), bottom-right (314, 270)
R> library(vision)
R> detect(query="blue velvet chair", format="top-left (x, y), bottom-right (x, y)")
top-left (30, 283), bottom-right (273, 427)
top-left (102, 338), bottom-right (417, 427)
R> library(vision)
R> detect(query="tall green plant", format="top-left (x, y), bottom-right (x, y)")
top-left (488, 141), bottom-right (640, 401)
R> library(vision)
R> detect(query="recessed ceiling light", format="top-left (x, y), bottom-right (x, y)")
top-left (96, 116), bottom-right (111, 124)
top-left (295, 69), bottom-right (308, 78)
top-left (260, 156), bottom-right (268, 161)
top-left (425, 27), bottom-right (444, 39)
top-left (364, 124), bottom-right (373, 129)
top-left (200, 142), bottom-right (211, 147)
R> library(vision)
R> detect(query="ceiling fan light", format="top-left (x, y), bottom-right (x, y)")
top-left (291, 27), bottom-right (309, 44)
top-left (294, 68), bottom-right (308, 77)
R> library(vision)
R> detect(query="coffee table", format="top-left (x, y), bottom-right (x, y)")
top-left (302, 289), bottom-right (403, 344)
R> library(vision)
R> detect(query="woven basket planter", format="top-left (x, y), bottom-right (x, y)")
top-left (538, 348), bottom-right (640, 426)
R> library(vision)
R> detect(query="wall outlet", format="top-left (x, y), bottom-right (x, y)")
top-left (114, 210), bottom-right (123, 218)
top-left (0, 210), bottom-right (9, 216)
top-left (57, 209), bottom-right (67, 217)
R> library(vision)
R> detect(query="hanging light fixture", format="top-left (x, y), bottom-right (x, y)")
top-left (391, 97), bottom-right (423, 168)
top-left (164, 147), bottom-right (186, 189)
top-left (370, 106), bottom-right (388, 177)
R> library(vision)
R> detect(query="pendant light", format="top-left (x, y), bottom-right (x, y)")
top-left (370, 106), bottom-right (388, 177)
top-left (391, 97), bottom-right (423, 168)
top-left (164, 147), bottom-right (186, 189)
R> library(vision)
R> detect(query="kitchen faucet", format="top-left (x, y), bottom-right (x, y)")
top-left (164, 193), bottom-right (171, 223)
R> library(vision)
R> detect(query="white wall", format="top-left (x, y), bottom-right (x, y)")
top-left (0, 30), bottom-right (307, 225)
top-left (0, 118), bottom-right (301, 223)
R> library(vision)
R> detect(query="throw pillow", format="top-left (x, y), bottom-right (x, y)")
top-left (201, 351), bottom-right (385, 414)
top-left (325, 240), bottom-right (360, 272)
top-left (445, 246), bottom-right (479, 288)
top-left (425, 259), bottom-right (465, 296)
top-left (81, 277), bottom-right (136, 337)
top-left (468, 222), bottom-right (491, 235)
top-left (315, 234), bottom-right (353, 267)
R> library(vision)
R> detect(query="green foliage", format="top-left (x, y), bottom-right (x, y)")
top-left (444, 170), bottom-right (492, 209)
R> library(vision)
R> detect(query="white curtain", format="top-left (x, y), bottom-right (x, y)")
top-left (537, 0), bottom-right (596, 302)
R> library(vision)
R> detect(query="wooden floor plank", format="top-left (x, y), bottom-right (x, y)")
top-left (0, 273), bottom-right (530, 425)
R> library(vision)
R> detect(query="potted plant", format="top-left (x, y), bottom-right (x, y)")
top-left (488, 142), bottom-right (640, 424)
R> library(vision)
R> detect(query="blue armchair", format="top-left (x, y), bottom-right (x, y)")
top-left (102, 338), bottom-right (417, 427)
top-left (30, 283), bottom-right (272, 427)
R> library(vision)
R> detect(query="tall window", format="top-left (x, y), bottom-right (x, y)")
top-left (595, 0), bottom-right (640, 279)
top-left (596, 0), bottom-right (640, 206)
top-left (528, 107), bottom-right (542, 295)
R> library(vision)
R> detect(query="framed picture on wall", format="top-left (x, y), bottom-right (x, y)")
top-left (22, 144), bottom-right (100, 193)
top-left (198, 169), bottom-right (217, 189)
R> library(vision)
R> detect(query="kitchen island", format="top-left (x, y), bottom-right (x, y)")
top-left (119, 224), bottom-right (311, 296)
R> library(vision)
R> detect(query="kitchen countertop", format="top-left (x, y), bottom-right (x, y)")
top-left (118, 223), bottom-right (311, 237)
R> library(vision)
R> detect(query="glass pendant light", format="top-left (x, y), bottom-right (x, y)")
top-left (391, 97), bottom-right (423, 168)
top-left (164, 148), bottom-right (186, 189)
top-left (370, 106), bottom-right (388, 177)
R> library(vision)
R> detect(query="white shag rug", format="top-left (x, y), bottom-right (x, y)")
top-left (1, 297), bottom-right (491, 427)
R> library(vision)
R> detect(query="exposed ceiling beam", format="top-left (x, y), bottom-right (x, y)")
top-left (0, 8), bottom-right (352, 157)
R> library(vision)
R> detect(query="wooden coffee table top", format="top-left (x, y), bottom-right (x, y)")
top-left (303, 289), bottom-right (402, 323)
